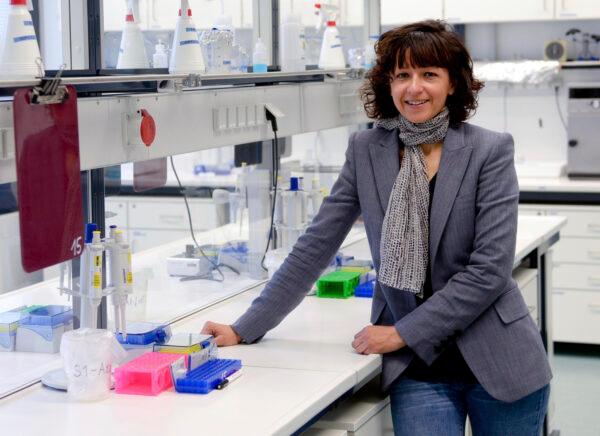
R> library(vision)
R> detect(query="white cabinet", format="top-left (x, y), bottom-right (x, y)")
top-left (519, 204), bottom-right (600, 344)
top-left (444, 0), bottom-right (554, 23)
top-left (106, 196), bottom-right (217, 253)
top-left (555, 0), bottom-right (600, 19)
top-left (381, 0), bottom-right (443, 26)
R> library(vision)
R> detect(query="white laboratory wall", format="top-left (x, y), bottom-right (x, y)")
top-left (381, 0), bottom-right (443, 25)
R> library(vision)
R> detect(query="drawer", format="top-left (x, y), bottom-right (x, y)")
top-left (105, 198), bottom-right (128, 228)
top-left (513, 267), bottom-right (539, 327)
top-left (543, 208), bottom-right (600, 238)
top-left (553, 264), bottom-right (600, 290)
top-left (129, 229), bottom-right (189, 253)
top-left (129, 198), bottom-right (216, 230)
top-left (552, 289), bottom-right (600, 344)
top-left (552, 237), bottom-right (600, 264)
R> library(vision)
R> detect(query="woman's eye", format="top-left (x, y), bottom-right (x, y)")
top-left (395, 72), bottom-right (409, 79)
top-left (424, 71), bottom-right (438, 78)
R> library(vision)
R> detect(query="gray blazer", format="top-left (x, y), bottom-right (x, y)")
top-left (233, 123), bottom-right (551, 403)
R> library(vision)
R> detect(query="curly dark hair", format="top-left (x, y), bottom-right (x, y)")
top-left (360, 20), bottom-right (483, 127)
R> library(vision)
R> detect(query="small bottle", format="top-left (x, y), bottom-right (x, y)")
top-left (152, 39), bottom-right (168, 68)
top-left (252, 38), bottom-right (268, 73)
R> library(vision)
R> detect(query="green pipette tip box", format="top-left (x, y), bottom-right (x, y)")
top-left (316, 271), bottom-right (361, 299)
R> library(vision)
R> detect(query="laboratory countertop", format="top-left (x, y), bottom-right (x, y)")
top-left (0, 215), bottom-right (566, 436)
top-left (519, 176), bottom-right (600, 194)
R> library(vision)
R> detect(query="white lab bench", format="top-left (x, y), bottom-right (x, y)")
top-left (0, 215), bottom-right (565, 436)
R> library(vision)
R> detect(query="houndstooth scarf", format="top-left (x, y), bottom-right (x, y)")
top-left (375, 108), bottom-right (449, 297)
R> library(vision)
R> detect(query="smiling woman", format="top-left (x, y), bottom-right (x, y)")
top-left (202, 20), bottom-right (550, 436)
top-left (361, 22), bottom-right (483, 127)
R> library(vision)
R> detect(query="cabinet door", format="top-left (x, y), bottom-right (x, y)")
top-left (444, 0), bottom-right (553, 23)
top-left (556, 0), bottom-right (600, 19)
top-left (381, 0), bottom-right (443, 26)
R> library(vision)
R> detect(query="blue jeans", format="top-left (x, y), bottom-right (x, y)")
top-left (389, 377), bottom-right (550, 436)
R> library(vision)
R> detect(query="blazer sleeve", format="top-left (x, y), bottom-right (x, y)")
top-left (395, 133), bottom-right (519, 365)
top-left (231, 132), bottom-right (362, 343)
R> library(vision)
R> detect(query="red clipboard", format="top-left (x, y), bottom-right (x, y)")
top-left (13, 85), bottom-right (84, 272)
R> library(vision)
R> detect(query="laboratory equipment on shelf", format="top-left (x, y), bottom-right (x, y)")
top-left (318, 21), bottom-right (345, 69)
top-left (252, 38), bottom-right (269, 73)
top-left (0, 0), bottom-right (44, 79)
top-left (280, 0), bottom-right (305, 72)
top-left (169, 0), bottom-right (206, 74)
top-left (116, 1), bottom-right (149, 69)
top-left (200, 2), bottom-right (236, 74)
top-left (364, 35), bottom-right (378, 69)
top-left (152, 39), bottom-right (168, 68)
top-left (566, 86), bottom-right (600, 178)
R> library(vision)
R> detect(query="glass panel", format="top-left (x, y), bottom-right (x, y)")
top-left (0, 178), bottom-right (75, 396)
top-left (103, 146), bottom-right (269, 331)
top-left (279, 0), bottom-right (365, 68)
top-left (101, 0), bottom-right (254, 70)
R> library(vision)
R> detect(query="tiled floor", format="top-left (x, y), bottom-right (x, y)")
top-left (551, 344), bottom-right (600, 436)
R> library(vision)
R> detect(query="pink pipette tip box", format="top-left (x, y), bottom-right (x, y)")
top-left (115, 352), bottom-right (187, 396)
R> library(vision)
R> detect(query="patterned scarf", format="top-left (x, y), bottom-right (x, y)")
top-left (375, 107), bottom-right (449, 297)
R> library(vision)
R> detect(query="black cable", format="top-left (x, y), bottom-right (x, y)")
top-left (555, 85), bottom-right (568, 132)
top-left (169, 156), bottom-right (227, 282)
top-left (261, 130), bottom-right (279, 271)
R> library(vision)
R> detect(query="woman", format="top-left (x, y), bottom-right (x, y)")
top-left (203, 20), bottom-right (550, 435)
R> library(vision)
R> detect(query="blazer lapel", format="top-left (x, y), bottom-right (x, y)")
top-left (368, 129), bottom-right (401, 214)
top-left (429, 125), bottom-right (473, 263)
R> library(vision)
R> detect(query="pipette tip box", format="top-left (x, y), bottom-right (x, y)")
top-left (116, 322), bottom-right (171, 346)
top-left (15, 305), bottom-right (73, 353)
top-left (0, 312), bottom-right (22, 352)
top-left (115, 351), bottom-right (187, 396)
top-left (174, 359), bottom-right (242, 394)
top-left (316, 271), bottom-right (361, 299)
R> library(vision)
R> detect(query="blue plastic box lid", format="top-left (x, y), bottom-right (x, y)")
top-left (117, 322), bottom-right (172, 346)
top-left (19, 305), bottom-right (73, 327)
top-left (354, 280), bottom-right (375, 298)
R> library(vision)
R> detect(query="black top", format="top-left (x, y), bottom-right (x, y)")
top-left (402, 173), bottom-right (478, 384)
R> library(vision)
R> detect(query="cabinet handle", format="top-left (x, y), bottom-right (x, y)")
top-left (588, 224), bottom-right (600, 233)
top-left (588, 250), bottom-right (600, 260)
top-left (587, 277), bottom-right (600, 287)
top-left (589, 304), bottom-right (600, 313)
top-left (552, 291), bottom-right (565, 295)
top-left (542, 0), bottom-right (547, 12)
top-left (527, 305), bottom-right (536, 313)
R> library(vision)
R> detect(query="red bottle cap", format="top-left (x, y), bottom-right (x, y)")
top-left (327, 20), bottom-right (336, 27)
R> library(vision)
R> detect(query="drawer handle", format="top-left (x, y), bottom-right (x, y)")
top-left (588, 277), bottom-right (600, 287)
top-left (588, 224), bottom-right (600, 233)
top-left (527, 305), bottom-right (536, 313)
top-left (552, 291), bottom-right (565, 295)
top-left (588, 250), bottom-right (600, 260)
top-left (589, 304), bottom-right (600, 313)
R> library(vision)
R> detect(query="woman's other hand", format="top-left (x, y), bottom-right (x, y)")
top-left (352, 325), bottom-right (406, 355)
top-left (201, 321), bottom-right (242, 346)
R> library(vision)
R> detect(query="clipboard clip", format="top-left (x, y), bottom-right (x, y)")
top-left (29, 65), bottom-right (69, 105)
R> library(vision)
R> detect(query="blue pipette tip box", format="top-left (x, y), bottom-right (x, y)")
top-left (116, 322), bottom-right (171, 346)
top-left (175, 359), bottom-right (242, 394)
top-left (354, 280), bottom-right (375, 298)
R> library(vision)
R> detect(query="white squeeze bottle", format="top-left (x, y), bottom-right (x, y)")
top-left (152, 39), bottom-right (168, 68)
top-left (280, 12), bottom-right (304, 72)
top-left (252, 38), bottom-right (268, 73)
top-left (318, 20), bottom-right (345, 70)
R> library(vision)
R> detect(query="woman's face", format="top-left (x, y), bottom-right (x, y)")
top-left (390, 63), bottom-right (454, 124)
